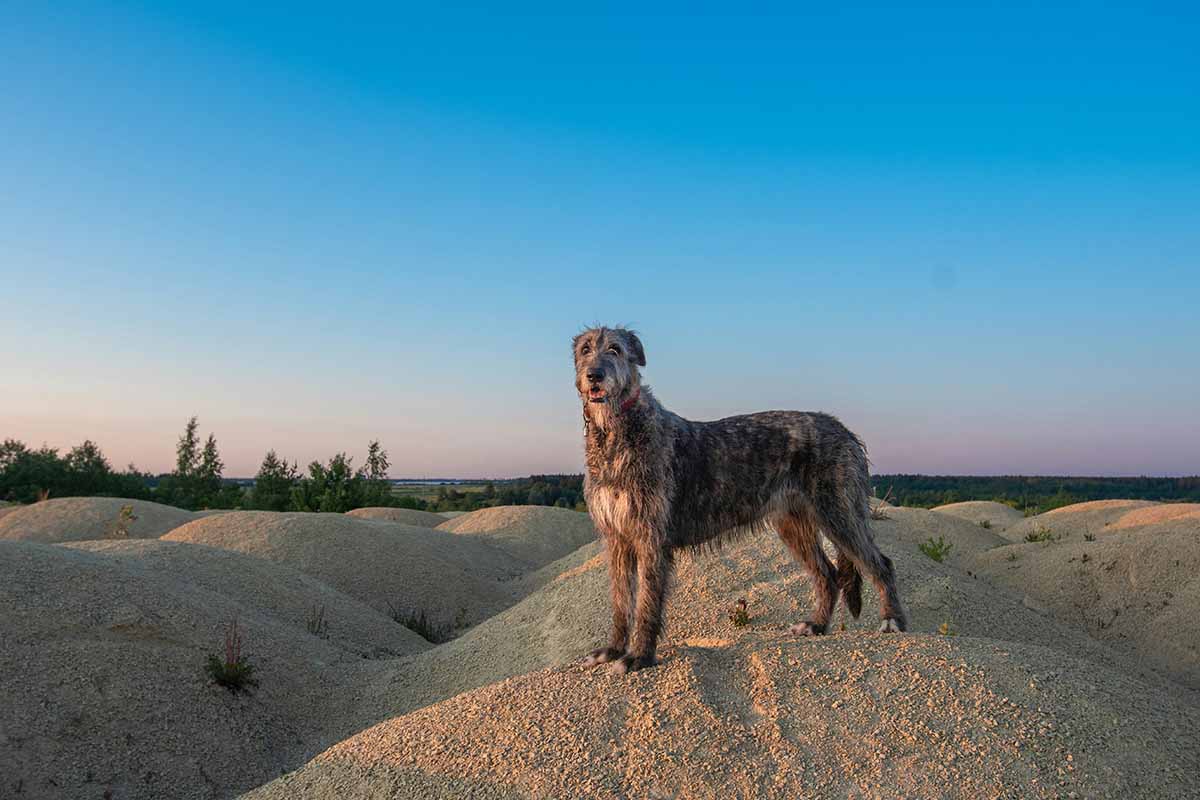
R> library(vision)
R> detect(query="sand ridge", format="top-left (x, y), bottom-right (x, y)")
top-left (0, 496), bottom-right (196, 543)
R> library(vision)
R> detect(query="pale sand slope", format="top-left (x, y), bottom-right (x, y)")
top-left (971, 516), bottom-right (1200, 688)
top-left (0, 540), bottom-right (427, 800)
top-left (163, 512), bottom-right (528, 628)
top-left (436, 505), bottom-right (597, 567)
top-left (345, 516), bottom-right (1156, 731)
top-left (0, 497), bottom-right (196, 543)
top-left (250, 636), bottom-right (1200, 800)
top-left (931, 500), bottom-right (1025, 531)
top-left (345, 506), bottom-right (448, 527)
top-left (1002, 499), bottom-right (1160, 543)
top-left (0, 504), bottom-right (20, 522)
top-left (869, 506), bottom-right (1008, 567)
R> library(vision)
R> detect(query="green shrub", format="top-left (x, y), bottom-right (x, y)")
top-left (918, 536), bottom-right (953, 563)
top-left (206, 618), bottom-right (258, 692)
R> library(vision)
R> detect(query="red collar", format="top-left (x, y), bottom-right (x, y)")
top-left (619, 387), bottom-right (640, 413)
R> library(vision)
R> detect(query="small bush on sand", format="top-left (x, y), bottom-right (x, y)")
top-left (106, 504), bottom-right (138, 539)
top-left (305, 604), bottom-right (329, 639)
top-left (387, 603), bottom-right (450, 643)
top-left (728, 598), bottom-right (750, 627)
top-left (978, 519), bottom-right (992, 529)
top-left (919, 536), bottom-right (953, 563)
top-left (1084, 532), bottom-right (1096, 542)
top-left (206, 617), bottom-right (258, 692)
top-left (869, 486), bottom-right (894, 520)
top-left (1024, 527), bottom-right (1058, 544)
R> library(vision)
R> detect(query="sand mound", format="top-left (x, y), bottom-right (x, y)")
top-left (250, 634), bottom-right (1200, 800)
top-left (1003, 500), bottom-right (1159, 543)
top-left (0, 540), bottom-right (424, 800)
top-left (345, 506), bottom-right (448, 527)
top-left (438, 510), bottom-right (468, 519)
top-left (1109, 503), bottom-right (1200, 530)
top-left (931, 500), bottom-right (1025, 530)
top-left (437, 505), bottom-right (597, 567)
top-left (0, 496), bottom-right (195, 543)
top-left (0, 504), bottom-right (20, 522)
top-left (162, 512), bottom-right (526, 628)
top-left (972, 517), bottom-right (1200, 688)
top-left (869, 505), bottom-right (1007, 566)
top-left (64, 539), bottom-right (429, 658)
top-left (350, 519), bottom-right (1144, 728)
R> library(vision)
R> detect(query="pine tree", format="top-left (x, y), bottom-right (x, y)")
top-left (197, 434), bottom-right (224, 508)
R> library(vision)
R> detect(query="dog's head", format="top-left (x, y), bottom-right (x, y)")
top-left (572, 326), bottom-right (646, 420)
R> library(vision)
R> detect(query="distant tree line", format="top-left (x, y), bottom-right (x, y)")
top-left (0, 418), bottom-right (585, 513)
top-left (872, 474), bottom-right (1200, 515)
top-left (9, 422), bottom-right (1194, 516)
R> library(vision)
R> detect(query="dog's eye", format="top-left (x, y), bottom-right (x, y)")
top-left (608, 345), bottom-right (621, 355)
top-left (581, 344), bottom-right (591, 355)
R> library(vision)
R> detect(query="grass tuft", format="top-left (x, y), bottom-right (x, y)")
top-left (728, 598), bottom-right (750, 627)
top-left (919, 536), bottom-right (953, 563)
top-left (1023, 527), bottom-right (1058, 544)
top-left (206, 617), bottom-right (258, 692)
top-left (305, 603), bottom-right (329, 639)
top-left (387, 603), bottom-right (452, 643)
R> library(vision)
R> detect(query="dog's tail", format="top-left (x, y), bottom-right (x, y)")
top-left (836, 551), bottom-right (863, 618)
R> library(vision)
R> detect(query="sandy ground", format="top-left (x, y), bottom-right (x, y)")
top-left (931, 500), bottom-right (1025, 531)
top-left (0, 540), bottom-right (424, 800)
top-left (248, 634), bottom-right (1200, 800)
top-left (3, 498), bottom-right (1198, 799)
top-left (437, 506), bottom-right (597, 567)
top-left (345, 506), bottom-right (449, 527)
top-left (162, 512), bottom-right (529, 628)
top-left (1001, 499), bottom-right (1160, 543)
top-left (0, 497), bottom-right (196, 543)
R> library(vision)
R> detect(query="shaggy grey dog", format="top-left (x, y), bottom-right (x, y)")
top-left (574, 326), bottom-right (907, 673)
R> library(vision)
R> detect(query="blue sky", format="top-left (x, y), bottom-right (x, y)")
top-left (2, 2), bottom-right (1198, 476)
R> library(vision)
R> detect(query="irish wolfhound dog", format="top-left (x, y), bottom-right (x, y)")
top-left (574, 326), bottom-right (907, 673)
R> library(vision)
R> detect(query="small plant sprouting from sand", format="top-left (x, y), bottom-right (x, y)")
top-left (938, 621), bottom-right (956, 636)
top-left (387, 602), bottom-right (451, 644)
top-left (1024, 527), bottom-right (1058, 544)
top-left (978, 519), bottom-right (992, 529)
top-left (206, 617), bottom-right (258, 693)
top-left (728, 598), bottom-right (750, 628)
top-left (106, 504), bottom-right (138, 539)
top-left (919, 536), bottom-right (953, 563)
top-left (869, 486), bottom-right (894, 520)
top-left (1084, 531), bottom-right (1096, 542)
top-left (1005, 551), bottom-right (1018, 562)
top-left (305, 604), bottom-right (329, 639)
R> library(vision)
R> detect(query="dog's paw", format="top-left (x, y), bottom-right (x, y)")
top-left (583, 647), bottom-right (623, 667)
top-left (789, 621), bottom-right (828, 636)
top-left (610, 653), bottom-right (657, 674)
top-left (878, 618), bottom-right (906, 633)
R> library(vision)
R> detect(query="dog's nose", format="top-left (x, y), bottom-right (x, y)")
top-left (586, 368), bottom-right (605, 384)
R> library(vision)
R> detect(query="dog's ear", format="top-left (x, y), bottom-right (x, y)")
top-left (626, 331), bottom-right (646, 367)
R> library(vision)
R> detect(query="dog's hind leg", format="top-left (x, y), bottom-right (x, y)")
top-left (776, 508), bottom-right (839, 636)
top-left (814, 489), bottom-right (907, 632)
top-left (584, 539), bottom-right (636, 666)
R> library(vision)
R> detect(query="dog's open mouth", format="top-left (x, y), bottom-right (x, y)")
top-left (588, 387), bottom-right (607, 403)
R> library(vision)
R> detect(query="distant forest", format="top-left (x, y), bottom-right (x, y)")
top-left (2, 422), bottom-right (1195, 516)
top-left (0, 419), bottom-right (584, 513)
top-left (871, 474), bottom-right (1200, 514)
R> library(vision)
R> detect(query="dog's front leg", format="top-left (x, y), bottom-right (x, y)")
top-left (584, 539), bottom-right (636, 666)
top-left (612, 543), bottom-right (672, 674)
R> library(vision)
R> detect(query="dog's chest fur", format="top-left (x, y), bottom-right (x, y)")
top-left (583, 400), bottom-right (675, 540)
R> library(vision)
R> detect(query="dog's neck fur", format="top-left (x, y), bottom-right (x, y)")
top-left (583, 384), bottom-right (663, 483)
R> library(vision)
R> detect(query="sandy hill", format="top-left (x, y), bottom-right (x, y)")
top-left (346, 512), bottom-right (1147, 730)
top-left (0, 496), bottom-right (196, 543)
top-left (250, 633), bottom-right (1200, 800)
top-left (436, 505), bottom-right (597, 567)
top-left (345, 506), bottom-right (448, 527)
top-left (931, 500), bottom-right (1025, 531)
top-left (1001, 499), bottom-right (1160, 543)
top-left (972, 515), bottom-right (1200, 688)
top-left (0, 540), bottom-right (425, 800)
top-left (162, 512), bottom-right (527, 629)
top-left (868, 505), bottom-right (1008, 566)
